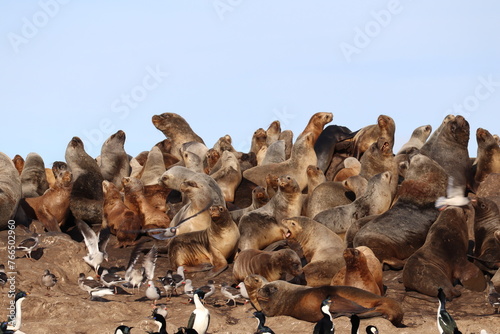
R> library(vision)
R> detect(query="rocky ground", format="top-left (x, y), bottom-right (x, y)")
top-left (1, 225), bottom-right (499, 334)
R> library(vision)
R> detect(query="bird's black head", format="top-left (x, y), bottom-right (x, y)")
top-left (194, 289), bottom-right (206, 300)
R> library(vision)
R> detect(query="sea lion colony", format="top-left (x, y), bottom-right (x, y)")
top-left (1, 112), bottom-right (500, 333)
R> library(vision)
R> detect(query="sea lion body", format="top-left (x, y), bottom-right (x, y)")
top-left (233, 248), bottom-right (303, 282)
top-left (402, 207), bottom-right (486, 300)
top-left (474, 128), bottom-right (500, 189)
top-left (0, 153), bottom-right (22, 230)
top-left (209, 150), bottom-right (242, 202)
top-left (352, 115), bottom-right (396, 159)
top-left (315, 125), bottom-right (356, 172)
top-left (139, 146), bottom-right (167, 186)
top-left (20, 152), bottom-right (49, 198)
top-left (99, 130), bottom-right (130, 190)
top-left (396, 125), bottom-right (432, 154)
top-left (472, 197), bottom-right (500, 270)
top-left (305, 181), bottom-right (354, 218)
top-left (333, 157), bottom-right (361, 182)
top-left (230, 185), bottom-right (269, 223)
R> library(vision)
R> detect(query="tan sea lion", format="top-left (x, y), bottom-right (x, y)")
top-left (102, 180), bottom-right (141, 247)
top-left (20, 152), bottom-right (49, 198)
top-left (266, 120), bottom-right (281, 146)
top-left (396, 124), bottom-right (432, 154)
top-left (139, 146), bottom-right (167, 186)
top-left (209, 150), bottom-right (242, 202)
top-left (402, 207), bottom-right (486, 300)
top-left (281, 216), bottom-right (345, 286)
top-left (471, 197), bottom-right (500, 270)
top-left (243, 132), bottom-right (317, 191)
top-left (249, 128), bottom-right (267, 156)
top-left (473, 128), bottom-right (500, 190)
top-left (330, 247), bottom-right (383, 296)
top-left (238, 175), bottom-right (304, 251)
top-left (352, 115), bottom-right (396, 159)
top-left (255, 279), bottom-right (404, 327)
top-left (168, 205), bottom-right (240, 277)
top-left (99, 130), bottom-right (130, 190)
top-left (342, 175), bottom-right (368, 198)
top-left (305, 181), bottom-right (354, 218)
top-left (333, 157), bottom-right (361, 182)
top-left (12, 154), bottom-right (24, 175)
top-left (313, 171), bottom-right (393, 235)
top-left (297, 112), bottom-right (333, 143)
top-left (353, 154), bottom-right (447, 269)
top-left (204, 148), bottom-right (220, 174)
top-left (65, 136), bottom-right (104, 226)
top-left (233, 248), bottom-right (303, 283)
top-left (152, 112), bottom-right (205, 160)
top-left (230, 185), bottom-right (270, 224)
top-left (244, 274), bottom-right (270, 311)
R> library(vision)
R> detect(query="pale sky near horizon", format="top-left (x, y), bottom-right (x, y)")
top-left (1, 1), bottom-right (499, 165)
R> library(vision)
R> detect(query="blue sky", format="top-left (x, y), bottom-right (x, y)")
top-left (1, 1), bottom-right (499, 165)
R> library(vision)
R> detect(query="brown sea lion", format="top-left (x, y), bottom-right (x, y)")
top-left (168, 205), bottom-right (240, 277)
top-left (139, 146), bottom-right (167, 186)
top-left (242, 132), bottom-right (317, 191)
top-left (402, 207), bottom-right (486, 300)
top-left (352, 115), bottom-right (396, 159)
top-left (305, 180), bottom-right (354, 218)
top-left (297, 112), bottom-right (333, 143)
top-left (233, 248), bottom-right (303, 283)
top-left (353, 154), bottom-right (447, 269)
top-left (471, 197), bottom-right (500, 270)
top-left (333, 157), bottom-right (361, 182)
top-left (142, 184), bottom-right (171, 213)
top-left (65, 136), bottom-right (104, 226)
top-left (266, 120), bottom-right (281, 146)
top-left (396, 124), bottom-right (432, 154)
top-left (473, 128), bottom-right (500, 190)
top-left (421, 114), bottom-right (455, 151)
top-left (244, 274), bottom-right (270, 311)
top-left (102, 180), bottom-right (141, 247)
top-left (330, 247), bottom-right (383, 296)
top-left (238, 175), bottom-right (304, 251)
top-left (23, 170), bottom-right (73, 231)
top-left (342, 175), bottom-right (368, 198)
top-left (281, 216), bottom-right (345, 286)
top-left (204, 148), bottom-right (221, 174)
top-left (209, 150), bottom-right (242, 202)
top-left (255, 279), bottom-right (404, 326)
top-left (313, 171), bottom-right (393, 235)
top-left (0, 152), bottom-right (22, 230)
top-left (20, 152), bottom-right (49, 198)
top-left (212, 134), bottom-right (256, 172)
top-left (12, 154), bottom-right (24, 175)
top-left (230, 185), bottom-right (270, 224)
top-left (152, 112), bottom-right (205, 160)
top-left (99, 130), bottom-right (130, 190)
top-left (249, 128), bottom-right (267, 156)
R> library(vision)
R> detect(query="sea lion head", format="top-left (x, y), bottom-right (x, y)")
top-left (281, 217), bottom-right (302, 240)
top-left (122, 176), bottom-right (143, 192)
top-left (278, 175), bottom-right (300, 194)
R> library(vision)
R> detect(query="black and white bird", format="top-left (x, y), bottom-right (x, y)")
top-left (196, 280), bottom-right (215, 300)
top-left (6, 290), bottom-right (29, 332)
top-left (437, 288), bottom-right (462, 334)
top-left (236, 282), bottom-right (249, 300)
top-left (89, 286), bottom-right (114, 301)
top-left (124, 243), bottom-right (157, 292)
top-left (487, 280), bottom-right (500, 314)
top-left (100, 269), bottom-right (127, 293)
top-left (76, 219), bottom-right (110, 274)
top-left (313, 296), bottom-right (334, 334)
top-left (115, 325), bottom-right (133, 334)
top-left (16, 234), bottom-right (39, 259)
top-left (41, 269), bottom-right (57, 293)
top-left (220, 282), bottom-right (241, 307)
top-left (171, 266), bottom-right (186, 295)
top-left (183, 279), bottom-right (195, 298)
top-left (351, 314), bottom-right (379, 334)
top-left (152, 303), bottom-right (168, 318)
top-left (253, 311), bottom-right (275, 334)
top-left (147, 313), bottom-right (167, 334)
top-left (78, 273), bottom-right (102, 292)
top-left (365, 325), bottom-right (379, 334)
top-left (146, 280), bottom-right (162, 305)
top-left (0, 264), bottom-right (7, 289)
top-left (435, 176), bottom-right (470, 210)
top-left (187, 290), bottom-right (210, 334)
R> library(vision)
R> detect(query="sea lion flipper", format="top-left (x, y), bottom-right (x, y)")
top-left (459, 261), bottom-right (487, 292)
top-left (330, 295), bottom-right (375, 316)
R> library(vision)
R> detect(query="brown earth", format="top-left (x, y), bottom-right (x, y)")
top-left (0, 226), bottom-right (499, 334)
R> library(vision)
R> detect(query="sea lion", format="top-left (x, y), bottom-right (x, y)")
top-left (139, 146), bottom-right (167, 186)
top-left (314, 125), bottom-right (356, 172)
top-left (23, 170), bottom-right (73, 231)
top-left (233, 248), bottom-right (303, 283)
top-left (249, 128), bottom-right (267, 156)
top-left (333, 157), bottom-right (361, 182)
top-left (421, 114), bottom-right (455, 152)
top-left (20, 152), bottom-right (49, 198)
top-left (181, 141), bottom-right (209, 165)
top-left (260, 140), bottom-right (286, 166)
top-left (167, 205), bottom-right (240, 277)
top-left (244, 274), bottom-right (270, 311)
top-left (266, 120), bottom-right (281, 146)
top-left (0, 152), bottom-right (22, 230)
top-left (204, 148), bottom-right (220, 174)
top-left (152, 112), bottom-right (205, 160)
top-left (102, 180), bottom-right (141, 247)
top-left (353, 154), bottom-right (447, 269)
top-left (402, 207), bottom-right (486, 300)
top-left (230, 185), bottom-right (269, 224)
top-left (420, 115), bottom-right (470, 194)
top-left (471, 197), bottom-right (500, 270)
top-left (65, 136), bottom-right (104, 226)
top-left (238, 175), bottom-right (304, 251)
top-left (212, 134), bottom-right (256, 172)
top-left (313, 171), bottom-right (393, 235)
top-left (122, 177), bottom-right (170, 230)
top-left (342, 175), bottom-right (368, 198)
top-left (473, 128), bottom-right (500, 189)
top-left (243, 132), bottom-right (317, 191)
top-left (297, 112), bottom-right (333, 143)
top-left (305, 181), bottom-right (354, 218)
top-left (255, 279), bottom-right (404, 326)
top-left (330, 247), bottom-right (383, 296)
top-left (181, 150), bottom-right (204, 173)
top-left (281, 216), bottom-right (345, 286)
top-left (396, 125), bottom-right (432, 154)
top-left (352, 115), bottom-right (396, 159)
top-left (142, 184), bottom-right (171, 213)
top-left (99, 130), bottom-right (130, 190)
top-left (278, 130), bottom-right (294, 160)
top-left (12, 154), bottom-right (24, 175)
top-left (209, 150), bottom-right (242, 202)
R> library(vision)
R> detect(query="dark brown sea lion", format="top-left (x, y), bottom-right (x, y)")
top-left (238, 175), bottom-right (304, 251)
top-left (353, 154), bottom-right (447, 269)
top-left (102, 180), bottom-right (141, 247)
top-left (233, 248), bottom-right (303, 283)
top-left (152, 112), bottom-right (205, 160)
top-left (244, 274), bottom-right (270, 311)
top-left (314, 125), bottom-right (356, 172)
top-left (99, 130), bottom-right (130, 190)
top-left (402, 207), bottom-right (486, 300)
top-left (281, 216), bottom-right (345, 286)
top-left (255, 279), bottom-right (404, 326)
top-left (65, 136), bottom-right (104, 226)
top-left (472, 197), bottom-right (500, 270)
top-left (168, 205), bottom-right (240, 277)
top-left (473, 128), bottom-right (500, 190)
top-left (352, 115), bottom-right (396, 159)
top-left (20, 152), bottom-right (49, 198)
